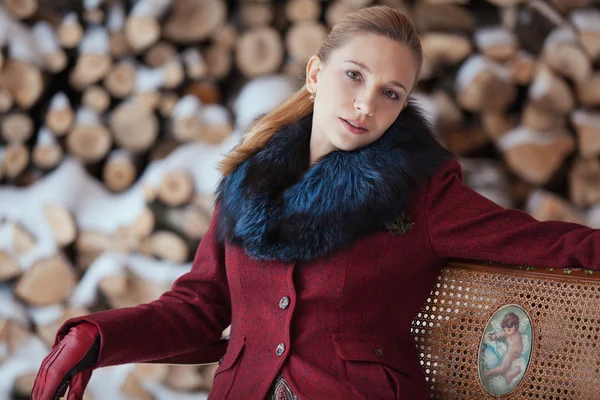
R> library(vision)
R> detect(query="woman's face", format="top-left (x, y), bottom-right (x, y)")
top-left (306, 33), bottom-right (418, 155)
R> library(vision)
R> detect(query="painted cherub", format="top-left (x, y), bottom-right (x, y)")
top-left (484, 312), bottom-right (525, 385)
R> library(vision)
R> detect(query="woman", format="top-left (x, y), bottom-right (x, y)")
top-left (32, 6), bottom-right (600, 400)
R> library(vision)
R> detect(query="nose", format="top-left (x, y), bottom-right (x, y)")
top-left (354, 89), bottom-right (375, 116)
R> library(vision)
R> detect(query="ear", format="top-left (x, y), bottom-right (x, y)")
top-left (305, 55), bottom-right (321, 93)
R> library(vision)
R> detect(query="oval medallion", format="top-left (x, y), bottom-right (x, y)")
top-left (478, 304), bottom-right (533, 396)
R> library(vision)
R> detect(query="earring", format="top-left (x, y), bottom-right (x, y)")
top-left (368, 112), bottom-right (373, 117)
top-left (309, 90), bottom-right (315, 102)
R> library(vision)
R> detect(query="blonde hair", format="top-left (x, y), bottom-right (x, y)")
top-left (218, 6), bottom-right (423, 176)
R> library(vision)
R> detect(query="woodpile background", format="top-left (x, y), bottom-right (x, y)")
top-left (0, 0), bottom-right (599, 399)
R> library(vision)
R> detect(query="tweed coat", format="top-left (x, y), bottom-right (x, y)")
top-left (55, 105), bottom-right (600, 399)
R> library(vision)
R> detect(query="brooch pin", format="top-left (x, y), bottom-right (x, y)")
top-left (385, 212), bottom-right (414, 235)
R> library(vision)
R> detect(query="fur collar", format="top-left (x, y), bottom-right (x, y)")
top-left (216, 101), bottom-right (455, 262)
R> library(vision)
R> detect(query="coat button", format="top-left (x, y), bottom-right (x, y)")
top-left (375, 348), bottom-right (384, 357)
top-left (279, 296), bottom-right (290, 309)
top-left (276, 343), bottom-right (286, 356)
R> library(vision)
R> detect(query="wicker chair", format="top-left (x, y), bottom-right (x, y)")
top-left (412, 259), bottom-right (600, 399)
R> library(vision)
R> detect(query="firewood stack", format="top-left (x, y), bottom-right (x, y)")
top-left (0, 0), bottom-right (599, 398)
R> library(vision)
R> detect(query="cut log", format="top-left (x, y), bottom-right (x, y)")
top-left (132, 363), bottom-right (170, 382)
top-left (125, 0), bottom-right (171, 52)
top-left (525, 189), bottom-right (587, 225)
top-left (575, 72), bottom-right (600, 108)
top-left (203, 43), bottom-right (233, 79)
top-left (497, 126), bottom-right (575, 185)
top-left (102, 150), bottom-right (137, 193)
top-left (36, 306), bottom-right (90, 348)
top-left (163, 0), bottom-right (227, 43)
top-left (184, 81), bottom-right (222, 105)
top-left (236, 27), bottom-right (284, 77)
top-left (240, 3), bottom-right (273, 28)
top-left (412, 3), bottom-right (475, 33)
top-left (83, 0), bottom-right (105, 24)
top-left (571, 110), bottom-right (600, 159)
top-left (200, 104), bottom-right (233, 144)
top-left (45, 92), bottom-right (74, 136)
top-left (44, 203), bottom-right (77, 247)
top-left (164, 365), bottom-right (205, 391)
top-left (455, 55), bottom-right (516, 113)
top-left (285, 22), bottom-right (328, 64)
top-left (0, 252), bottom-right (20, 281)
top-left (70, 26), bottom-right (113, 90)
top-left (542, 27), bottom-right (592, 83)
top-left (0, 89), bottom-right (14, 113)
top-left (171, 95), bottom-right (204, 142)
top-left (4, 143), bottom-right (30, 179)
top-left (133, 63), bottom-right (183, 107)
top-left (122, 374), bottom-right (153, 400)
top-left (4, 0), bottom-right (38, 19)
top-left (109, 100), bottom-right (159, 153)
top-left (14, 255), bottom-right (77, 307)
top-left (421, 33), bottom-right (472, 67)
top-left (99, 269), bottom-right (170, 309)
top-left (1, 112), bottom-right (34, 144)
top-left (153, 202), bottom-right (211, 240)
top-left (104, 59), bottom-right (136, 99)
top-left (570, 157), bottom-right (600, 208)
top-left (212, 24), bottom-right (238, 50)
top-left (144, 41), bottom-right (178, 68)
top-left (521, 102), bottom-right (566, 132)
top-left (32, 127), bottom-right (64, 170)
top-left (570, 9), bottom-right (600, 62)
top-left (325, 1), bottom-right (360, 28)
top-left (82, 85), bottom-right (111, 114)
top-left (66, 108), bottom-right (113, 163)
top-left (508, 51), bottom-right (537, 85)
top-left (132, 207), bottom-right (156, 238)
top-left (57, 12), bottom-right (84, 49)
top-left (107, 0), bottom-right (130, 57)
top-left (482, 112), bottom-right (517, 141)
top-left (182, 48), bottom-right (208, 80)
top-left (32, 21), bottom-right (68, 73)
top-left (285, 0), bottom-right (321, 22)
top-left (10, 222), bottom-right (37, 255)
top-left (158, 92), bottom-right (181, 118)
top-left (474, 26), bottom-right (518, 62)
top-left (528, 65), bottom-right (574, 114)
top-left (160, 58), bottom-right (185, 89)
top-left (157, 171), bottom-right (195, 207)
top-left (440, 125), bottom-right (489, 155)
top-left (552, 0), bottom-right (594, 14)
top-left (0, 59), bottom-right (44, 109)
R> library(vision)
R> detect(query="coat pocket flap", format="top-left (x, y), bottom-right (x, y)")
top-left (216, 335), bottom-right (245, 374)
top-left (332, 333), bottom-right (413, 375)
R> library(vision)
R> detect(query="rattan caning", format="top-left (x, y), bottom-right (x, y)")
top-left (411, 260), bottom-right (600, 400)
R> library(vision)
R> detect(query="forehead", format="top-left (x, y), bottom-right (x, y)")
top-left (327, 34), bottom-right (417, 88)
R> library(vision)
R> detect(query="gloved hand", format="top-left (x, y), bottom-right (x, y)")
top-left (31, 322), bottom-right (100, 400)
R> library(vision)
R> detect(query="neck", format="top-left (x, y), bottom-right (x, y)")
top-left (309, 121), bottom-right (337, 166)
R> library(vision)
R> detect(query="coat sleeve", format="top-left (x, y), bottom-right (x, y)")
top-left (55, 207), bottom-right (231, 368)
top-left (425, 158), bottom-right (600, 270)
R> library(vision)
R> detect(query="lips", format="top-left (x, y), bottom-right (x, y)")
top-left (340, 118), bottom-right (368, 135)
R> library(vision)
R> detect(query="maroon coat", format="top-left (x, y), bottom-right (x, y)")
top-left (57, 157), bottom-right (600, 399)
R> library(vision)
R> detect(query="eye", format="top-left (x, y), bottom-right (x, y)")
top-left (346, 70), bottom-right (362, 81)
top-left (384, 89), bottom-right (399, 100)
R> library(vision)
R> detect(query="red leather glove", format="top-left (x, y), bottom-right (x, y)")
top-left (31, 322), bottom-right (100, 400)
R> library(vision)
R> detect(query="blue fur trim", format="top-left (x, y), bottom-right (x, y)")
top-left (216, 100), bottom-right (455, 262)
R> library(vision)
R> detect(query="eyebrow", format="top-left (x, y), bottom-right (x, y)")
top-left (344, 60), bottom-right (408, 93)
